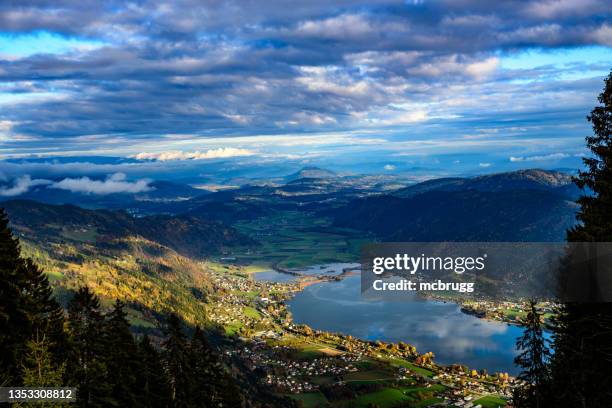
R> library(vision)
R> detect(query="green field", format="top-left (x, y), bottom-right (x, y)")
top-left (243, 306), bottom-right (261, 319)
top-left (473, 395), bottom-right (508, 408)
top-left (354, 388), bottom-right (409, 408)
top-left (234, 211), bottom-right (367, 269)
top-left (385, 357), bottom-right (435, 378)
top-left (352, 384), bottom-right (445, 408)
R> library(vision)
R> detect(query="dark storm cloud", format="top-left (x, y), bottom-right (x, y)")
top-left (0, 0), bottom-right (610, 153)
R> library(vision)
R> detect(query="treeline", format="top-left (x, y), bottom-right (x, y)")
top-left (513, 71), bottom-right (612, 408)
top-left (0, 209), bottom-right (243, 407)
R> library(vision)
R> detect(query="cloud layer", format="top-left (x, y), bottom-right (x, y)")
top-left (0, 175), bottom-right (52, 196)
top-left (0, 0), bottom-right (610, 163)
top-left (133, 148), bottom-right (255, 161)
top-left (0, 173), bottom-right (153, 196)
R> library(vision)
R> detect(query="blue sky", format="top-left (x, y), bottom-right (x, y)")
top-left (0, 0), bottom-right (611, 180)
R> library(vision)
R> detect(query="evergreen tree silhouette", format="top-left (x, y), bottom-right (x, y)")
top-left (550, 70), bottom-right (612, 407)
top-left (190, 326), bottom-right (243, 407)
top-left (138, 335), bottom-right (172, 408)
top-left (513, 300), bottom-right (550, 407)
top-left (0, 208), bottom-right (65, 385)
top-left (104, 300), bottom-right (140, 406)
top-left (66, 287), bottom-right (112, 407)
top-left (163, 314), bottom-right (193, 406)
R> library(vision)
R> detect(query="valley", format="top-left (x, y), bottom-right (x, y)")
top-left (1, 167), bottom-right (577, 407)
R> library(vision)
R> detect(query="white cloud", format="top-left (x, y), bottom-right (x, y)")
top-left (592, 23), bottom-right (612, 46)
top-left (509, 152), bottom-right (570, 162)
top-left (479, 162), bottom-right (492, 168)
top-left (295, 14), bottom-right (375, 40)
top-left (465, 57), bottom-right (500, 79)
top-left (384, 164), bottom-right (396, 171)
top-left (132, 147), bottom-right (256, 161)
top-left (0, 175), bottom-right (52, 197)
top-left (51, 173), bottom-right (153, 195)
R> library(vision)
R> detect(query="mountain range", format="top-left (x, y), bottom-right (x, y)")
top-left (328, 169), bottom-right (580, 242)
top-left (1, 167), bottom-right (582, 247)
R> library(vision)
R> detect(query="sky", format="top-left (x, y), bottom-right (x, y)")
top-left (0, 0), bottom-right (611, 183)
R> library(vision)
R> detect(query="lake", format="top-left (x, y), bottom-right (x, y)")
top-left (281, 267), bottom-right (529, 375)
top-left (252, 262), bottom-right (359, 283)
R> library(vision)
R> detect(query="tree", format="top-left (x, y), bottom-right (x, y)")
top-left (137, 336), bottom-right (172, 408)
top-left (190, 326), bottom-right (243, 407)
top-left (162, 314), bottom-right (193, 406)
top-left (104, 300), bottom-right (140, 407)
top-left (66, 287), bottom-right (112, 407)
top-left (19, 335), bottom-right (68, 408)
top-left (0, 208), bottom-right (65, 385)
top-left (550, 70), bottom-right (612, 407)
top-left (0, 208), bottom-right (31, 384)
top-left (513, 301), bottom-right (550, 408)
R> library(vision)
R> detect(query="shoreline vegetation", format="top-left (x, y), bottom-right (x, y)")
top-left (208, 261), bottom-right (516, 407)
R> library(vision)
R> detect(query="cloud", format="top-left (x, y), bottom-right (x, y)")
top-left (0, 175), bottom-right (52, 196)
top-left (479, 162), bottom-right (492, 168)
top-left (384, 164), bottom-right (396, 171)
top-left (465, 57), bottom-right (500, 79)
top-left (509, 152), bottom-right (570, 162)
top-left (0, 0), bottom-right (610, 160)
top-left (132, 147), bottom-right (256, 161)
top-left (51, 173), bottom-right (153, 195)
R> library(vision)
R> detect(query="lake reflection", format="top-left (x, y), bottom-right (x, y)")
top-left (288, 274), bottom-right (526, 375)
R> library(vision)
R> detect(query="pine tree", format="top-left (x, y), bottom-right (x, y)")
top-left (0, 208), bottom-right (65, 385)
top-left (190, 326), bottom-right (243, 407)
top-left (20, 259), bottom-right (67, 363)
top-left (513, 301), bottom-right (550, 408)
top-left (137, 335), bottom-right (172, 408)
top-left (66, 287), bottom-right (112, 407)
top-left (0, 208), bottom-right (31, 384)
top-left (162, 314), bottom-right (193, 406)
top-left (104, 300), bottom-right (140, 407)
top-left (550, 70), bottom-right (612, 407)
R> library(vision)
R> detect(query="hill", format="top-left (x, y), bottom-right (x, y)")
top-left (285, 166), bottom-right (337, 181)
top-left (392, 169), bottom-right (579, 199)
top-left (329, 170), bottom-right (579, 242)
top-left (0, 199), bottom-right (258, 330)
top-left (2, 199), bottom-right (254, 259)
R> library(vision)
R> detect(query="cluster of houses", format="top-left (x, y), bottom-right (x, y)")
top-left (206, 270), bottom-right (297, 332)
top-left (206, 266), bottom-right (514, 405)
top-left (460, 299), bottom-right (555, 325)
top-left (225, 342), bottom-right (361, 393)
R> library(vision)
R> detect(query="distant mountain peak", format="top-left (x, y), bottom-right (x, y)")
top-left (285, 166), bottom-right (337, 181)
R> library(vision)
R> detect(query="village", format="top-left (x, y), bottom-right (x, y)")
top-left (205, 265), bottom-right (517, 407)
top-left (459, 300), bottom-right (556, 326)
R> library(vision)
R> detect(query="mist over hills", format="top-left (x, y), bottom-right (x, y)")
top-left (0, 178), bottom-right (207, 212)
top-left (0, 167), bottom-right (581, 246)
